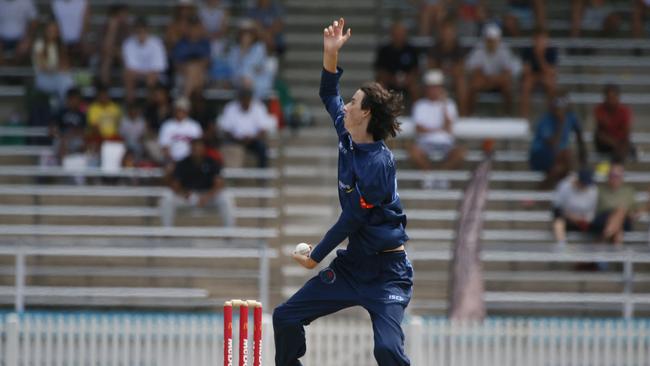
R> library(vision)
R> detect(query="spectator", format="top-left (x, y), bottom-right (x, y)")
top-left (592, 161), bottom-right (639, 245)
top-left (87, 85), bottom-right (122, 141)
top-left (456, 0), bottom-right (487, 37)
top-left (218, 86), bottom-right (274, 168)
top-left (119, 102), bottom-right (146, 158)
top-left (122, 17), bottom-right (168, 102)
top-left (594, 84), bottom-right (634, 161)
top-left (144, 83), bottom-right (172, 134)
top-left (172, 18), bottom-right (211, 98)
top-left (99, 4), bottom-right (131, 85)
top-left (164, 0), bottom-right (196, 52)
top-left (571, 0), bottom-right (621, 38)
top-left (502, 0), bottom-right (546, 37)
top-left (32, 20), bottom-right (75, 102)
top-left (408, 69), bottom-right (465, 189)
top-left (227, 19), bottom-right (276, 99)
top-left (51, 88), bottom-right (86, 161)
top-left (417, 0), bottom-right (447, 36)
top-left (0, 0), bottom-right (38, 65)
top-left (374, 22), bottom-right (420, 107)
top-left (552, 168), bottom-right (598, 247)
top-left (427, 19), bottom-right (468, 116)
top-left (199, 0), bottom-right (229, 54)
top-left (160, 138), bottom-right (235, 227)
top-left (520, 28), bottom-right (558, 119)
top-left (632, 0), bottom-right (650, 38)
top-left (529, 93), bottom-right (587, 190)
top-left (159, 97), bottom-right (203, 164)
top-left (466, 24), bottom-right (520, 115)
top-left (247, 0), bottom-right (286, 56)
top-left (52, 0), bottom-right (90, 65)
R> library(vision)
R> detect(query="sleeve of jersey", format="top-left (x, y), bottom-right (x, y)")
top-left (309, 209), bottom-right (363, 263)
top-left (357, 161), bottom-right (392, 207)
top-left (319, 67), bottom-right (347, 136)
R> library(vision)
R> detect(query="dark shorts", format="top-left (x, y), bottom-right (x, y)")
top-left (590, 210), bottom-right (633, 233)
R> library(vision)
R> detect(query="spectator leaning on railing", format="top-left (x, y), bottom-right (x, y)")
top-left (160, 138), bottom-right (235, 227)
top-left (0, 0), bottom-right (38, 65)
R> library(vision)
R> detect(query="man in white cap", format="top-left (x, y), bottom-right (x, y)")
top-left (158, 97), bottom-right (203, 165)
top-left (465, 23), bottom-right (521, 115)
top-left (408, 69), bottom-right (465, 188)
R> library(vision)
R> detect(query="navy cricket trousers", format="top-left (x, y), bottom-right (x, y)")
top-left (273, 250), bottom-right (413, 366)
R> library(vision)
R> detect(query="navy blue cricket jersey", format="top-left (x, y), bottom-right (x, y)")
top-left (309, 68), bottom-right (409, 263)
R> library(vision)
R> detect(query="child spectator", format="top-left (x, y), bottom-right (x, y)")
top-left (552, 168), bottom-right (598, 247)
top-left (0, 0), bottom-right (38, 65)
top-left (520, 28), bottom-right (558, 119)
top-left (218, 86), bottom-right (274, 168)
top-left (408, 70), bottom-right (465, 189)
top-left (172, 18), bottom-right (211, 98)
top-left (159, 97), bottom-right (203, 164)
top-left (51, 88), bottom-right (86, 161)
top-left (119, 103), bottom-right (146, 158)
top-left (160, 138), bottom-right (235, 227)
top-left (32, 20), bottom-right (75, 102)
top-left (122, 17), bottom-right (168, 102)
top-left (374, 22), bottom-right (420, 107)
top-left (87, 85), bottom-right (122, 141)
top-left (594, 84), bottom-right (634, 161)
top-left (529, 93), bottom-right (587, 190)
top-left (466, 24), bottom-right (521, 115)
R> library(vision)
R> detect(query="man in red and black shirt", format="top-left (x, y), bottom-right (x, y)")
top-left (594, 84), bottom-right (634, 161)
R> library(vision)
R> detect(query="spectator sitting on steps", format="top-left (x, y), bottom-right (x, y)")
top-left (552, 167), bottom-right (598, 248)
top-left (160, 138), bottom-right (235, 227)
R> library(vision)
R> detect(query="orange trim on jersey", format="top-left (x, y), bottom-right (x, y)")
top-left (360, 196), bottom-right (374, 209)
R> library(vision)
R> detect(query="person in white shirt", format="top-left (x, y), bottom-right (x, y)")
top-left (552, 168), bottom-right (599, 246)
top-left (119, 102), bottom-right (146, 158)
top-left (52, 0), bottom-right (90, 65)
top-left (466, 23), bottom-right (521, 115)
top-left (408, 69), bottom-right (465, 186)
top-left (218, 85), bottom-right (274, 167)
top-left (122, 17), bottom-right (168, 102)
top-left (158, 97), bottom-right (202, 164)
top-left (0, 0), bottom-right (38, 64)
top-left (32, 20), bottom-right (75, 101)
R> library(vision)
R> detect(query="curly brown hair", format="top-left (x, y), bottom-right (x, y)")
top-left (359, 82), bottom-right (404, 141)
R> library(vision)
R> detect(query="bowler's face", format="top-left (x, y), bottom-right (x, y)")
top-left (343, 89), bottom-right (366, 130)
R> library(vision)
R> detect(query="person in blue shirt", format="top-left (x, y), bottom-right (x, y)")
top-left (529, 92), bottom-right (586, 189)
top-left (272, 18), bottom-right (413, 366)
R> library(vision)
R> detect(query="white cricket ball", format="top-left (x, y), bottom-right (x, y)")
top-left (295, 242), bottom-right (311, 256)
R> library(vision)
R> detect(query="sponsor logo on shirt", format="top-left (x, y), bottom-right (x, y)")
top-left (388, 294), bottom-right (405, 302)
top-left (338, 180), bottom-right (353, 193)
top-left (338, 141), bottom-right (348, 154)
top-left (319, 268), bottom-right (336, 284)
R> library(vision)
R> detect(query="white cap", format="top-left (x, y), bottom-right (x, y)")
top-left (483, 23), bottom-right (501, 39)
top-left (423, 69), bottom-right (444, 86)
top-left (174, 97), bottom-right (191, 111)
